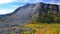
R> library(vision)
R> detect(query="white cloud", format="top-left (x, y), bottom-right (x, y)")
top-left (0, 9), bottom-right (15, 14)
top-left (0, 4), bottom-right (24, 14)
top-left (40, 0), bottom-right (60, 5)
top-left (0, 0), bottom-right (60, 14)
top-left (22, 0), bottom-right (40, 3)
top-left (0, 0), bottom-right (60, 4)
top-left (0, 0), bottom-right (41, 4)
top-left (0, 0), bottom-right (22, 4)
top-left (0, 5), bottom-right (24, 14)
top-left (12, 5), bottom-right (19, 8)
top-left (0, 0), bottom-right (17, 4)
top-left (12, 5), bottom-right (24, 8)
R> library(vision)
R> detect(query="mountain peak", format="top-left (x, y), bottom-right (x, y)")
top-left (0, 2), bottom-right (60, 24)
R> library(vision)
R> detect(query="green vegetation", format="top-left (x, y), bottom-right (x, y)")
top-left (10, 23), bottom-right (60, 34)
top-left (37, 13), bottom-right (60, 23)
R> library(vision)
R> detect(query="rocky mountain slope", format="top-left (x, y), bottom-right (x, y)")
top-left (0, 2), bottom-right (60, 34)
top-left (0, 3), bottom-right (39, 24)
top-left (0, 2), bottom-right (60, 23)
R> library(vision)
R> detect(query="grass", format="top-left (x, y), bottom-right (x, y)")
top-left (9, 23), bottom-right (60, 34)
top-left (22, 23), bottom-right (60, 34)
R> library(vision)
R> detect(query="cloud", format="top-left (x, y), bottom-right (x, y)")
top-left (21, 0), bottom-right (40, 3)
top-left (0, 0), bottom-right (60, 4)
top-left (12, 5), bottom-right (24, 8)
top-left (40, 0), bottom-right (60, 5)
top-left (0, 5), bottom-right (25, 14)
top-left (23, 0), bottom-right (60, 5)
top-left (0, 0), bottom-right (60, 14)
top-left (12, 5), bottom-right (20, 8)
top-left (0, 9), bottom-right (15, 14)
top-left (0, 0), bottom-right (41, 4)
top-left (0, 0), bottom-right (16, 4)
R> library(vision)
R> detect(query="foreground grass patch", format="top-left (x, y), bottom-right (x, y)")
top-left (22, 23), bottom-right (60, 34)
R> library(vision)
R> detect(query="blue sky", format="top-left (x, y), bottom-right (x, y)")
top-left (0, 0), bottom-right (60, 14)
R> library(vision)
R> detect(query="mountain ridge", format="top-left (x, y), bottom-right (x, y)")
top-left (0, 2), bottom-right (60, 23)
top-left (0, 2), bottom-right (60, 34)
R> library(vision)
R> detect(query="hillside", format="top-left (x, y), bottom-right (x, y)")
top-left (0, 2), bottom-right (60, 34)
top-left (0, 2), bottom-right (60, 23)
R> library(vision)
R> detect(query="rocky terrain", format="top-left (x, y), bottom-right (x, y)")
top-left (0, 2), bottom-right (60, 23)
top-left (0, 2), bottom-right (60, 34)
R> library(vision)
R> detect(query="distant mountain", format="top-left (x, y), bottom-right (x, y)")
top-left (0, 2), bottom-right (60, 24)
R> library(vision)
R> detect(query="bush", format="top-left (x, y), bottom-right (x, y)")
top-left (36, 14), bottom-right (55, 23)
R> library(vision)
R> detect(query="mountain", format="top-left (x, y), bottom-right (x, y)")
top-left (37, 2), bottom-right (60, 23)
top-left (0, 2), bottom-right (60, 34)
top-left (0, 2), bottom-right (60, 24)
top-left (0, 3), bottom-right (38, 24)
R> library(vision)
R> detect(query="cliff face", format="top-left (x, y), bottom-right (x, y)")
top-left (38, 2), bottom-right (59, 16)
top-left (0, 2), bottom-right (60, 24)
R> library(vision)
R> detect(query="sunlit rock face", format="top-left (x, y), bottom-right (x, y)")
top-left (0, 2), bottom-right (60, 24)
top-left (0, 3), bottom-right (39, 24)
